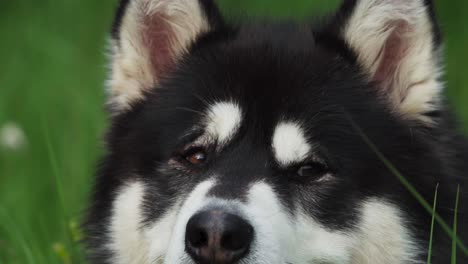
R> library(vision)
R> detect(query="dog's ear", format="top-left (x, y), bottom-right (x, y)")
top-left (107, 0), bottom-right (222, 112)
top-left (338, 0), bottom-right (443, 123)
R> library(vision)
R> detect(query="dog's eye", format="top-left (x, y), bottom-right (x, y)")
top-left (297, 163), bottom-right (328, 178)
top-left (184, 148), bottom-right (207, 165)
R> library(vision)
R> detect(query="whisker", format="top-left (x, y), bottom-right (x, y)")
top-left (190, 90), bottom-right (211, 108)
top-left (175, 107), bottom-right (205, 116)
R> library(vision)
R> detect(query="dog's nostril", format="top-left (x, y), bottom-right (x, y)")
top-left (221, 217), bottom-right (254, 251)
top-left (188, 228), bottom-right (208, 248)
top-left (185, 210), bottom-right (254, 263)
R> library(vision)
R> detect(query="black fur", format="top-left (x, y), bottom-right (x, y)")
top-left (85, 0), bottom-right (467, 263)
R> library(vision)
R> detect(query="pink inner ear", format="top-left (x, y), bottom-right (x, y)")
top-left (142, 14), bottom-right (177, 79)
top-left (373, 21), bottom-right (411, 98)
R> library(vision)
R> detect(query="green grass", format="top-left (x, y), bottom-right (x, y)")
top-left (345, 112), bottom-right (468, 257)
top-left (452, 185), bottom-right (461, 264)
top-left (0, 1), bottom-right (467, 263)
top-left (428, 184), bottom-right (439, 264)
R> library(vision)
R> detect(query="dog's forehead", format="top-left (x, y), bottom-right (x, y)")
top-left (199, 99), bottom-right (313, 164)
top-left (139, 26), bottom-right (379, 164)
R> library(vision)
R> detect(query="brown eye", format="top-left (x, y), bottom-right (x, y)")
top-left (185, 149), bottom-right (207, 165)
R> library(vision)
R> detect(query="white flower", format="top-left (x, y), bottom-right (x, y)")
top-left (0, 122), bottom-right (27, 151)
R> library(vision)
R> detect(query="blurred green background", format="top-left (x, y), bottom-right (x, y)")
top-left (0, 1), bottom-right (467, 263)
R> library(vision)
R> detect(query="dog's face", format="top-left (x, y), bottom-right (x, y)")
top-left (86, 0), bottom-right (445, 263)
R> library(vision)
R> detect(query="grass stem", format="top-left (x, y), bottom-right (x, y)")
top-left (345, 112), bottom-right (468, 257)
top-left (427, 183), bottom-right (439, 264)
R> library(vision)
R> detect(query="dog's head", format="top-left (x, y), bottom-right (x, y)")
top-left (86, 0), bottom-right (446, 263)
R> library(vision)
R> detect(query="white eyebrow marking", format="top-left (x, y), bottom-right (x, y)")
top-left (205, 101), bottom-right (243, 144)
top-left (272, 121), bottom-right (311, 166)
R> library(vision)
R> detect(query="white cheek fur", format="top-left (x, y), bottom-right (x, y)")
top-left (109, 181), bottom-right (150, 264)
top-left (350, 198), bottom-right (422, 264)
top-left (108, 181), bottom-right (421, 264)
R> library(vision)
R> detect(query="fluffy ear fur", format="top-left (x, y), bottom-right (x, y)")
top-left (108, 0), bottom-right (221, 112)
top-left (339, 0), bottom-right (443, 123)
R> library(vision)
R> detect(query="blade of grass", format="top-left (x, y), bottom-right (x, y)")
top-left (452, 185), bottom-right (460, 264)
top-left (344, 112), bottom-right (468, 256)
top-left (427, 183), bottom-right (439, 264)
top-left (0, 206), bottom-right (36, 264)
top-left (41, 117), bottom-right (68, 224)
top-left (41, 116), bottom-right (82, 262)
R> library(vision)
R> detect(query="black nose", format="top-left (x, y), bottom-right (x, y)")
top-left (185, 210), bottom-right (254, 264)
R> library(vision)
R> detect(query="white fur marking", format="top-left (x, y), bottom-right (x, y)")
top-left (109, 181), bottom-right (150, 264)
top-left (294, 213), bottom-right (354, 263)
top-left (243, 182), bottom-right (354, 264)
top-left (146, 204), bottom-right (180, 264)
top-left (243, 182), bottom-right (295, 263)
top-left (206, 102), bottom-right (243, 144)
top-left (272, 122), bottom-right (311, 166)
top-left (351, 199), bottom-right (421, 263)
top-left (164, 180), bottom-right (215, 263)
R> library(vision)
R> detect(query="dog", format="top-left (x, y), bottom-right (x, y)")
top-left (84, 0), bottom-right (467, 263)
